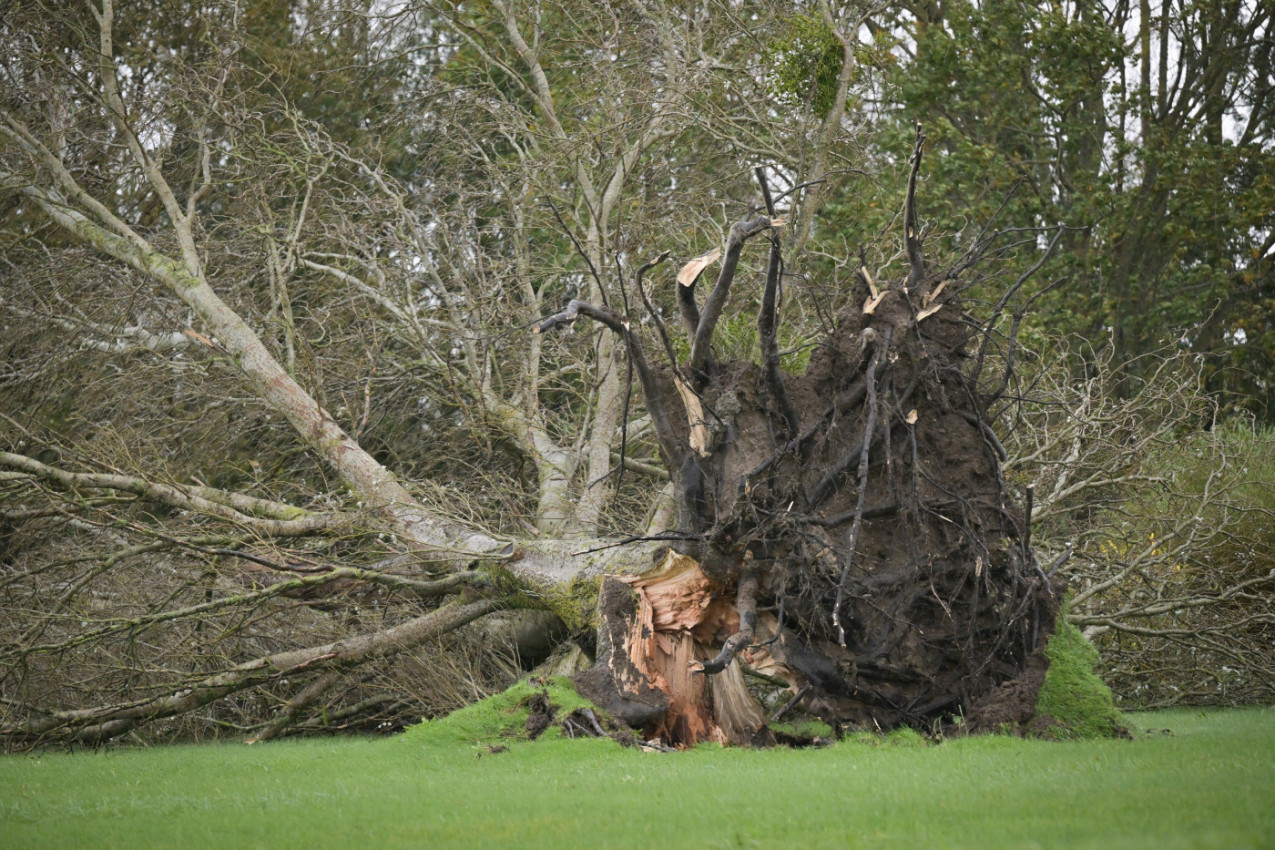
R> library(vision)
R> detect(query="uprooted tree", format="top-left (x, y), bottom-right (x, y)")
top-left (3, 106), bottom-right (1062, 745)
top-left (536, 140), bottom-right (1063, 744)
top-left (1, 1), bottom-right (1085, 748)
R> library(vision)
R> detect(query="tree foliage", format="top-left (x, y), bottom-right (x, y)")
top-left (871, 0), bottom-right (1275, 417)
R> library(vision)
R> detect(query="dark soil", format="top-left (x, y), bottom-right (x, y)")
top-left (644, 284), bottom-right (1059, 733)
top-left (965, 650), bottom-right (1051, 733)
top-left (522, 692), bottom-right (556, 740)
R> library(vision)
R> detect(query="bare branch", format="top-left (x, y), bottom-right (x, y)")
top-left (903, 123), bottom-right (926, 290)
top-left (755, 167), bottom-right (799, 437)
top-left (0, 452), bottom-right (342, 536)
top-left (688, 215), bottom-right (772, 380)
top-left (2, 597), bottom-right (503, 744)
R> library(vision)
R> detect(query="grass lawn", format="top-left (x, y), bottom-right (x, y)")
top-left (1, 707), bottom-right (1272, 849)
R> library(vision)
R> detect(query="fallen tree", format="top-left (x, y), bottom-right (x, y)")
top-left (1, 117), bottom-right (1064, 747)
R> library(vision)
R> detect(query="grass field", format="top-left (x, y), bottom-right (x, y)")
top-left (2, 707), bottom-right (1272, 849)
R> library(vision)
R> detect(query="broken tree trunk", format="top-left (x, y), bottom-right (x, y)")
top-left (544, 127), bottom-right (1062, 746)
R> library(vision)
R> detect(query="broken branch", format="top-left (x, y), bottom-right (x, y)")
top-left (755, 167), bottom-right (800, 437)
top-left (688, 215), bottom-right (772, 381)
top-left (904, 123), bottom-right (926, 290)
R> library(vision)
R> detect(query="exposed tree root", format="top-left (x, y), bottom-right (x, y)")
top-left (554, 128), bottom-right (1060, 745)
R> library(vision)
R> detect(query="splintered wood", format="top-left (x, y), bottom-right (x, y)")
top-left (619, 550), bottom-right (767, 746)
top-left (677, 248), bottom-right (721, 287)
top-left (673, 377), bottom-right (711, 457)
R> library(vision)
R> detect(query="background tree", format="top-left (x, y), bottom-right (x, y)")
top-left (858, 0), bottom-right (1275, 703)
top-left (864, 0), bottom-right (1275, 417)
top-left (1001, 339), bottom-right (1275, 706)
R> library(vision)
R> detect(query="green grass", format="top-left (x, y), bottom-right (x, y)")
top-left (2, 708), bottom-right (1273, 849)
top-left (404, 676), bottom-right (601, 745)
top-left (1036, 606), bottom-right (1128, 739)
